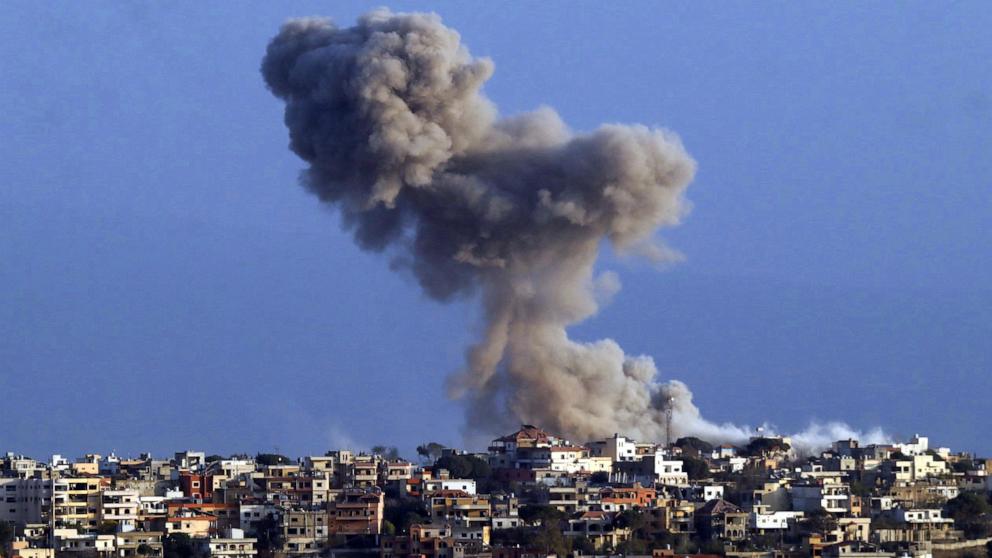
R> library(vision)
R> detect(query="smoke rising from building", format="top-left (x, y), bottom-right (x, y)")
top-left (261, 9), bottom-right (884, 450)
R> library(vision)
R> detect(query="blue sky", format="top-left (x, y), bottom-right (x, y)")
top-left (1, 2), bottom-right (989, 459)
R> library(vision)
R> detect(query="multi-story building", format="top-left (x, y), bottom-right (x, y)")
top-left (588, 434), bottom-right (639, 463)
top-left (193, 529), bottom-right (257, 558)
top-left (282, 507), bottom-right (328, 556)
top-left (565, 511), bottom-right (630, 550)
top-left (488, 425), bottom-right (569, 470)
top-left (694, 499), bottom-right (747, 541)
top-left (791, 480), bottom-right (852, 514)
top-left (99, 489), bottom-right (141, 530)
top-left (1, 478), bottom-right (51, 524)
top-left (327, 489), bottom-right (384, 538)
top-left (381, 524), bottom-right (463, 558)
top-left (350, 456), bottom-right (380, 488)
top-left (426, 491), bottom-right (490, 544)
top-left (53, 477), bottom-right (103, 533)
top-left (379, 460), bottom-right (414, 485)
top-left (115, 531), bottom-right (164, 558)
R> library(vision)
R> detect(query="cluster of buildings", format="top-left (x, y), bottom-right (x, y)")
top-left (1, 428), bottom-right (990, 558)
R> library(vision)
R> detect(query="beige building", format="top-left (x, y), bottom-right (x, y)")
top-left (427, 491), bottom-right (491, 545)
top-left (328, 489), bottom-right (384, 537)
top-left (54, 477), bottom-right (103, 533)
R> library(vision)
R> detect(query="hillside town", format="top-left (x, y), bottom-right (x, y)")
top-left (2, 427), bottom-right (991, 558)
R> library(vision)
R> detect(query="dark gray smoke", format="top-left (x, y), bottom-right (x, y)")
top-left (262, 9), bottom-right (877, 447)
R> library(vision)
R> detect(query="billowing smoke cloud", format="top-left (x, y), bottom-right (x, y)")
top-left (262, 9), bottom-right (885, 450)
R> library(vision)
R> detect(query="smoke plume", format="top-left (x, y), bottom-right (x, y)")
top-left (262, 10), bottom-right (883, 450)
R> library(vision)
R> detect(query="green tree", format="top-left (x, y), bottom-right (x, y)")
top-left (254, 513), bottom-right (283, 550)
top-left (434, 454), bottom-right (472, 478)
top-left (952, 459), bottom-right (975, 473)
top-left (518, 504), bottom-right (565, 526)
top-left (946, 492), bottom-right (992, 538)
top-left (416, 443), bottom-right (446, 462)
top-left (381, 519), bottom-right (397, 536)
top-left (255, 453), bottom-right (291, 466)
top-left (675, 437), bottom-right (715, 455)
top-left (163, 533), bottom-right (193, 558)
top-left (614, 509), bottom-right (648, 533)
top-left (590, 471), bottom-right (610, 485)
top-left (946, 492), bottom-right (991, 521)
top-left (401, 511), bottom-right (429, 532)
top-left (571, 535), bottom-right (596, 555)
top-left (468, 456), bottom-right (492, 479)
top-left (434, 454), bottom-right (491, 480)
top-left (384, 499), bottom-right (428, 533)
top-left (530, 523), bottom-right (569, 557)
top-left (136, 543), bottom-right (156, 556)
top-left (849, 480), bottom-right (870, 497)
top-left (744, 437), bottom-right (790, 457)
top-left (615, 538), bottom-right (648, 555)
top-left (807, 509), bottom-right (838, 534)
top-left (0, 521), bottom-right (15, 554)
top-left (96, 521), bottom-right (118, 535)
top-left (681, 456), bottom-right (710, 480)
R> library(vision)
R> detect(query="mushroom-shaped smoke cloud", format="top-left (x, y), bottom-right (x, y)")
top-left (262, 9), bottom-right (884, 450)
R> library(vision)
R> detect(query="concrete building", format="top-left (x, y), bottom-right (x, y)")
top-left (750, 511), bottom-right (803, 534)
top-left (327, 489), bottom-right (384, 538)
top-left (588, 434), bottom-right (638, 463)
top-left (791, 481), bottom-right (852, 514)
top-left (193, 529), bottom-right (257, 558)
top-left (488, 425), bottom-right (568, 469)
top-left (53, 477), bottom-right (103, 533)
top-left (423, 479), bottom-right (476, 496)
top-left (565, 511), bottom-right (631, 550)
top-left (99, 490), bottom-right (141, 530)
top-left (1, 478), bottom-right (51, 524)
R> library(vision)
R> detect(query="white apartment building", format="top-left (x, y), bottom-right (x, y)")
top-left (654, 456), bottom-right (689, 486)
top-left (99, 490), bottom-right (141, 529)
top-left (588, 434), bottom-right (638, 463)
top-left (791, 482), bottom-right (851, 514)
top-left (893, 508), bottom-right (953, 525)
top-left (895, 436), bottom-right (929, 456)
top-left (702, 485), bottom-right (725, 501)
top-left (548, 447), bottom-right (588, 472)
top-left (55, 531), bottom-right (116, 554)
top-left (194, 529), bottom-right (257, 558)
top-left (423, 479), bottom-right (476, 495)
top-left (751, 511), bottom-right (803, 531)
top-left (174, 451), bottom-right (207, 471)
